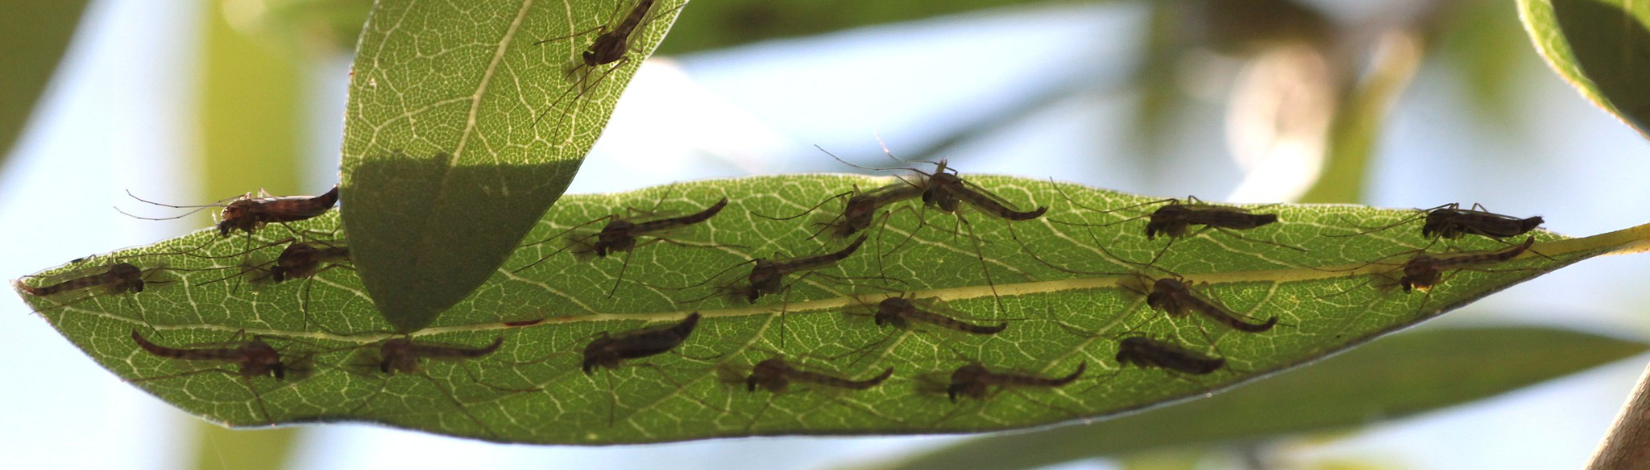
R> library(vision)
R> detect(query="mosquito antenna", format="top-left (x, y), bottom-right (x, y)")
top-left (1201, 226), bottom-right (1310, 254)
top-left (116, 189), bottom-right (228, 221)
top-left (1045, 196), bottom-right (1172, 229)
top-left (1012, 229), bottom-right (1123, 277)
top-left (647, 258), bottom-right (759, 293)
top-left (815, 145), bottom-right (922, 174)
top-left (534, 24), bottom-right (604, 46)
top-left (873, 132), bottom-right (947, 169)
top-left (754, 189), bottom-right (853, 222)
top-left (1080, 227), bottom-right (1167, 277)
top-left (1323, 211), bottom-right (1427, 238)
top-left (130, 189), bottom-right (245, 208)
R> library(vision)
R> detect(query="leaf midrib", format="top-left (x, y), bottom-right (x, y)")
top-left (51, 228), bottom-right (1635, 346)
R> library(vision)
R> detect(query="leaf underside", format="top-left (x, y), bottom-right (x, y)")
top-left (17, 174), bottom-right (1620, 444)
top-left (339, 0), bottom-right (685, 332)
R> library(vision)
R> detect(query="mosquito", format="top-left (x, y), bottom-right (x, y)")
top-left (515, 196), bottom-right (728, 297)
top-left (581, 312), bottom-right (701, 374)
top-left (1393, 236), bottom-right (1536, 293)
top-left (670, 235), bottom-right (885, 347)
top-left (867, 295), bottom-right (1007, 335)
top-left (1329, 203), bottom-right (1544, 241)
top-left (744, 357), bottom-right (894, 393)
top-left (755, 182), bottom-right (925, 241)
top-left (1054, 192), bottom-right (1303, 265)
top-left (120, 185), bottom-right (339, 237)
top-left (345, 335), bottom-right (524, 440)
top-left (945, 361), bottom-right (1087, 402)
top-left (184, 237), bottom-right (355, 332)
top-left (530, 0), bottom-right (682, 134)
top-left (1137, 274), bottom-right (1278, 333)
top-left (1114, 336), bottom-right (1226, 375)
top-left (572, 312), bottom-right (722, 425)
top-left (15, 262), bottom-right (149, 297)
top-left (128, 329), bottom-right (295, 422)
top-left (853, 152), bottom-right (1041, 314)
top-left (13, 260), bottom-right (198, 320)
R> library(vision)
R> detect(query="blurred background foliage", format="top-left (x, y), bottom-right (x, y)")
top-left (5, 0), bottom-right (1648, 469)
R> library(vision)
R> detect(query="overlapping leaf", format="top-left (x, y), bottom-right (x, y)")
top-left (340, 0), bottom-right (685, 332)
top-left (17, 174), bottom-right (1648, 444)
top-left (1518, 0), bottom-right (1650, 138)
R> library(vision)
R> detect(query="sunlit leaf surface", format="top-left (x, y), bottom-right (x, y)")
top-left (17, 174), bottom-right (1648, 444)
top-left (340, 0), bottom-right (685, 332)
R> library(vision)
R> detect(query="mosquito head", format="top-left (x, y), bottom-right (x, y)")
top-left (378, 338), bottom-right (421, 375)
top-left (1398, 260), bottom-right (1439, 293)
top-left (747, 358), bottom-right (787, 393)
top-left (947, 364), bottom-right (990, 402)
top-left (581, 337), bottom-right (617, 375)
top-left (244, 339), bottom-right (284, 379)
top-left (1115, 338), bottom-right (1147, 368)
top-left (874, 297), bottom-right (911, 327)
top-left (1144, 277), bottom-right (1184, 310)
top-left (1420, 215), bottom-right (1452, 239)
top-left (111, 263), bottom-right (147, 293)
top-left (219, 200), bottom-right (258, 231)
top-left (1143, 220), bottom-right (1189, 240)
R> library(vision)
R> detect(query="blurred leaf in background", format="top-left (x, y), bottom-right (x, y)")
top-left (1436, 0), bottom-right (1533, 132)
top-left (868, 326), bottom-right (1648, 470)
top-left (231, 0), bottom-right (373, 57)
top-left (0, 1), bottom-right (91, 169)
top-left (187, 0), bottom-right (324, 467)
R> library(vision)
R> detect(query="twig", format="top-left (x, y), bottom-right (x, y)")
top-left (1589, 360), bottom-right (1650, 469)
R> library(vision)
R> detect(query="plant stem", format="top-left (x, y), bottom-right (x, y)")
top-left (1589, 361), bottom-right (1650, 470)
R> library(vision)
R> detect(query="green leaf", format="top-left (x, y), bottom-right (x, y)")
top-left (189, 427), bottom-right (301, 470)
top-left (1518, 0), bottom-right (1650, 138)
top-left (866, 326), bottom-right (1648, 470)
top-left (1440, 0), bottom-right (1531, 131)
top-left (232, 0), bottom-right (376, 56)
top-left (243, 0), bottom-right (1078, 58)
top-left (656, 0), bottom-right (1073, 55)
top-left (339, 0), bottom-right (685, 332)
top-left (0, 1), bottom-right (90, 163)
top-left (16, 175), bottom-right (1650, 444)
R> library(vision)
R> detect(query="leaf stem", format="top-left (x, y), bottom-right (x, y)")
top-left (1590, 220), bottom-right (1650, 256)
